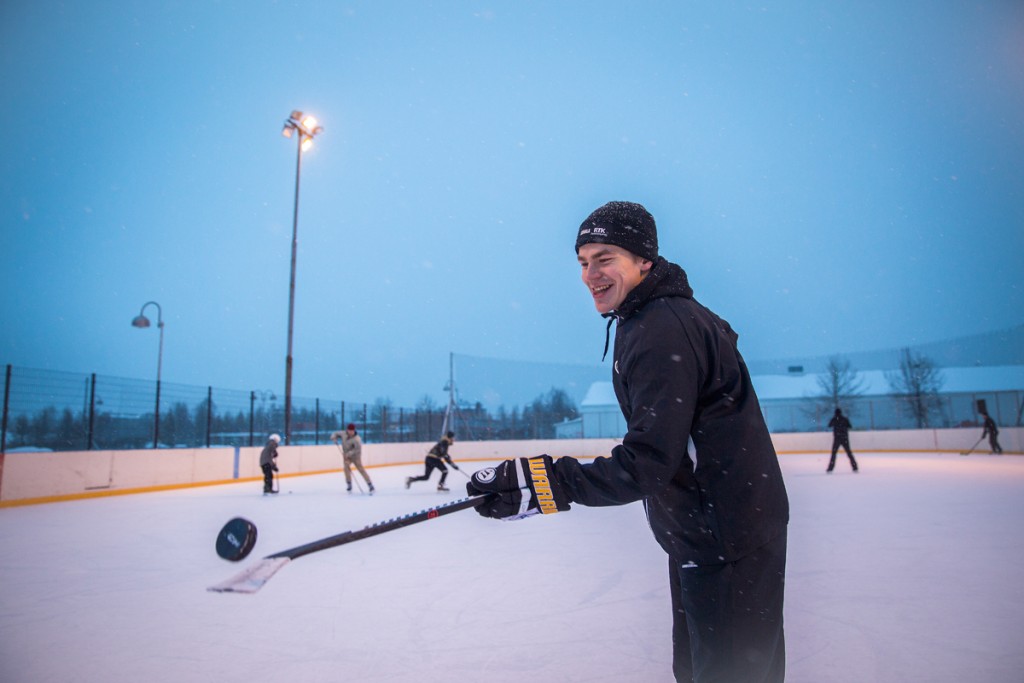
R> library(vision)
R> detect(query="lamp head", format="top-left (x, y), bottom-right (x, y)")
top-left (131, 315), bottom-right (151, 329)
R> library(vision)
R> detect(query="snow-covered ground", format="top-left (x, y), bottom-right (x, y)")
top-left (1, 451), bottom-right (1021, 682)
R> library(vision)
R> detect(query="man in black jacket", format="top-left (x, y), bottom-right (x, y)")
top-left (468, 201), bottom-right (789, 683)
top-left (827, 407), bottom-right (859, 472)
top-left (981, 411), bottom-right (1003, 454)
top-left (407, 431), bottom-right (459, 492)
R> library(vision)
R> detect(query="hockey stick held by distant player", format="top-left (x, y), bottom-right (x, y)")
top-left (208, 493), bottom-right (494, 594)
top-left (960, 436), bottom-right (985, 456)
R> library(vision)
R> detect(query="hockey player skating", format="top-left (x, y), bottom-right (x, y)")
top-left (259, 434), bottom-right (280, 495)
top-left (407, 431), bottom-right (459, 492)
top-left (827, 407), bottom-right (859, 473)
top-left (981, 411), bottom-right (1003, 454)
top-left (330, 423), bottom-right (375, 493)
top-left (466, 201), bottom-right (789, 683)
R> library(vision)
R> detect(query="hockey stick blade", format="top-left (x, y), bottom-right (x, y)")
top-left (207, 557), bottom-right (291, 593)
top-left (207, 493), bottom-right (494, 594)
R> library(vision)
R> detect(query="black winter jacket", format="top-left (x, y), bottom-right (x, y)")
top-left (552, 258), bottom-right (789, 565)
top-left (829, 413), bottom-right (852, 440)
top-left (428, 436), bottom-right (453, 462)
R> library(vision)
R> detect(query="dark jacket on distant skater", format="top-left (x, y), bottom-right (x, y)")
top-left (259, 436), bottom-right (280, 493)
top-left (827, 409), bottom-right (858, 472)
top-left (407, 433), bottom-right (457, 490)
top-left (982, 414), bottom-right (1003, 454)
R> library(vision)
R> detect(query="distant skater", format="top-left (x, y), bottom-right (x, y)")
top-left (330, 423), bottom-right (375, 493)
top-left (260, 433), bottom-right (281, 494)
top-left (406, 431), bottom-right (459, 492)
top-left (981, 412), bottom-right (1003, 454)
top-left (827, 408), bottom-right (859, 473)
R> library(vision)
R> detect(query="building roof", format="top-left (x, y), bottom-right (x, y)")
top-left (581, 381), bottom-right (617, 407)
top-left (752, 365), bottom-right (1024, 400)
top-left (579, 365), bottom-right (1024, 408)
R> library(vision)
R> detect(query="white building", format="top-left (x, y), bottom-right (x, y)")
top-left (555, 365), bottom-right (1024, 438)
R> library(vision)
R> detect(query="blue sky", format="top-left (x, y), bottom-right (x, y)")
top-left (2, 1), bottom-right (1022, 408)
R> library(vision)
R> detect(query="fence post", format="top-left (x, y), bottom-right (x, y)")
top-left (249, 391), bottom-right (255, 447)
top-left (206, 386), bottom-right (213, 448)
top-left (315, 398), bottom-right (320, 445)
top-left (1, 365), bottom-right (11, 453)
top-left (88, 373), bottom-right (97, 450)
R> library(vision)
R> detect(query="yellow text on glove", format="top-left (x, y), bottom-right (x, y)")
top-left (528, 457), bottom-right (559, 514)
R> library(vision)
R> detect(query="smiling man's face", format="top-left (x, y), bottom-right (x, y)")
top-left (577, 243), bottom-right (652, 314)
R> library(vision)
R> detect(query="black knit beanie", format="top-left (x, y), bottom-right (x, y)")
top-left (575, 201), bottom-right (658, 262)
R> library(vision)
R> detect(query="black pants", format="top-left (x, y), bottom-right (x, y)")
top-left (261, 464), bottom-right (275, 492)
top-left (988, 433), bottom-right (1003, 454)
top-left (670, 531), bottom-right (787, 683)
top-left (828, 437), bottom-right (858, 471)
top-left (408, 456), bottom-right (448, 485)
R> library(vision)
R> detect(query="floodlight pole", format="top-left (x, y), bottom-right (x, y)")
top-left (280, 111), bottom-right (323, 445)
top-left (131, 301), bottom-right (164, 448)
top-left (284, 127), bottom-right (302, 447)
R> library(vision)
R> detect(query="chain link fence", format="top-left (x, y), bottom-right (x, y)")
top-left (0, 365), bottom-right (574, 452)
top-left (761, 390), bottom-right (1023, 434)
top-left (2, 363), bottom-right (1021, 452)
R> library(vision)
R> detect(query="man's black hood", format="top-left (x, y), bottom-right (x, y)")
top-left (613, 257), bottom-right (694, 320)
top-left (599, 257), bottom-right (694, 360)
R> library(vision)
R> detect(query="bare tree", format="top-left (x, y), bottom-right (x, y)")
top-left (886, 348), bottom-right (945, 428)
top-left (817, 356), bottom-right (867, 411)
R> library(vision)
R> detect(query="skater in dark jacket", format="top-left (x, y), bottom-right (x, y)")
top-left (467, 201), bottom-right (789, 683)
top-left (259, 433), bottom-right (281, 494)
top-left (981, 413), bottom-right (1003, 454)
top-left (407, 431), bottom-right (459, 492)
top-left (827, 408), bottom-right (859, 473)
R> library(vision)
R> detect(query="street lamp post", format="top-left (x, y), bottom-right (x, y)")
top-left (280, 110), bottom-right (323, 445)
top-left (131, 301), bottom-right (164, 448)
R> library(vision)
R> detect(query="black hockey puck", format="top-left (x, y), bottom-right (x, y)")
top-left (216, 517), bottom-right (258, 562)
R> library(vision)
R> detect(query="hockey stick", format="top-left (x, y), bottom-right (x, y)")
top-left (960, 436), bottom-right (984, 456)
top-left (334, 442), bottom-right (365, 494)
top-left (208, 493), bottom-right (494, 594)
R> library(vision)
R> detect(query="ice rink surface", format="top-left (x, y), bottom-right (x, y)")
top-left (1, 451), bottom-right (1022, 683)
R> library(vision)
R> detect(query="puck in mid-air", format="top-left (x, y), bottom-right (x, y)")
top-left (215, 517), bottom-right (257, 562)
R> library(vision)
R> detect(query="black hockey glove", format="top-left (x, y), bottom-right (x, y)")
top-left (467, 455), bottom-right (571, 521)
